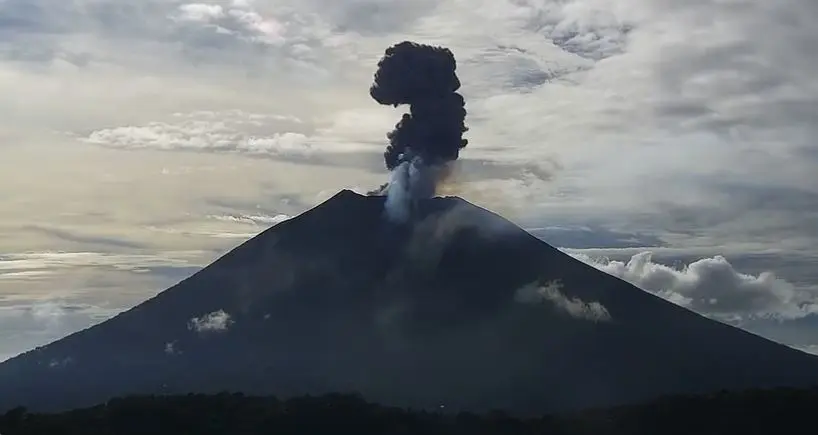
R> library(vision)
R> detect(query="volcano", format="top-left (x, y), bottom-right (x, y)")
top-left (1, 190), bottom-right (817, 414)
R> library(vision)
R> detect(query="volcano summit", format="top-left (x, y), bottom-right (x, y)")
top-left (1, 190), bottom-right (817, 414)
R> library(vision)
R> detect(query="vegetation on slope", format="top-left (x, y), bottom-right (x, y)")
top-left (1, 387), bottom-right (814, 434)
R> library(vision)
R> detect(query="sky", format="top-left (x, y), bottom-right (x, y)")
top-left (1, 0), bottom-right (817, 360)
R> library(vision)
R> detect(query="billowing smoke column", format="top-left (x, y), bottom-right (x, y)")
top-left (369, 41), bottom-right (468, 222)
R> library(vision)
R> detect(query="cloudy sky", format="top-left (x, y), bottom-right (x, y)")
top-left (1, 0), bottom-right (817, 361)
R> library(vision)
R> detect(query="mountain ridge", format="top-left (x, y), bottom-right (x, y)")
top-left (1, 190), bottom-right (816, 415)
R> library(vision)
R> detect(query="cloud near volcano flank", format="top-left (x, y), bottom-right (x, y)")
top-left (368, 41), bottom-right (469, 221)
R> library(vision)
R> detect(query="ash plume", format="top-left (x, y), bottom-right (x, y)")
top-left (368, 41), bottom-right (469, 221)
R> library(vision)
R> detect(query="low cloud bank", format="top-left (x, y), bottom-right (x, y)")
top-left (569, 251), bottom-right (818, 321)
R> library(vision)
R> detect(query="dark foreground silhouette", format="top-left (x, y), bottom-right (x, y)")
top-left (1, 387), bottom-right (813, 434)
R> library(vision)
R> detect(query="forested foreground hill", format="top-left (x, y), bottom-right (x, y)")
top-left (1, 387), bottom-right (814, 435)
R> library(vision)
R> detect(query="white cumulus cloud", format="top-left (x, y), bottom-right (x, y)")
top-left (570, 251), bottom-right (818, 321)
top-left (175, 4), bottom-right (226, 23)
top-left (188, 309), bottom-right (233, 332)
top-left (48, 357), bottom-right (74, 369)
top-left (515, 279), bottom-right (612, 322)
top-left (164, 341), bottom-right (180, 355)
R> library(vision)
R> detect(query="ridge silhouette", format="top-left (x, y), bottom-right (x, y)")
top-left (1, 190), bottom-right (817, 414)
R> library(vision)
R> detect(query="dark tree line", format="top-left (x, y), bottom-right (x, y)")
top-left (1, 387), bottom-right (816, 434)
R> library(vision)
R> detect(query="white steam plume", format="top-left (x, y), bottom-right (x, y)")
top-left (384, 153), bottom-right (443, 223)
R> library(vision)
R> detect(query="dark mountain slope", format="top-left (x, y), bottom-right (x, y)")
top-left (1, 190), bottom-right (816, 414)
